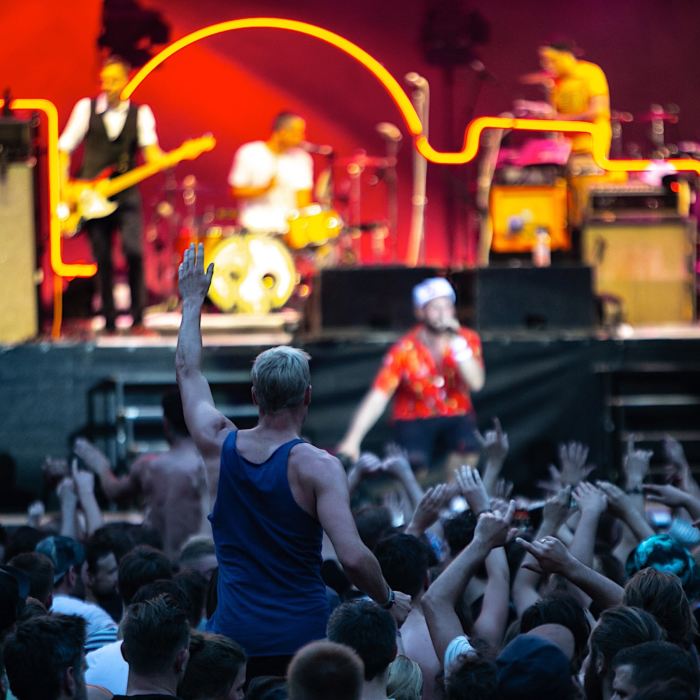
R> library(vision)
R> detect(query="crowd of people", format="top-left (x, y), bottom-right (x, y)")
top-left (1, 251), bottom-right (699, 700)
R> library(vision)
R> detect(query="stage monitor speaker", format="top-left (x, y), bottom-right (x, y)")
top-left (582, 218), bottom-right (696, 324)
top-left (0, 163), bottom-right (38, 343)
top-left (307, 266), bottom-right (439, 332)
top-left (452, 265), bottom-right (596, 331)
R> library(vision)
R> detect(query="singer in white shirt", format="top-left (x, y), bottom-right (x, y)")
top-left (228, 112), bottom-right (313, 233)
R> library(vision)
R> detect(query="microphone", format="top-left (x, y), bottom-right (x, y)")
top-left (301, 141), bottom-right (334, 156)
top-left (404, 72), bottom-right (428, 89)
top-left (376, 122), bottom-right (402, 142)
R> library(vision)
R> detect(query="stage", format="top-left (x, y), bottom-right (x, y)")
top-left (2, 317), bottom-right (699, 506)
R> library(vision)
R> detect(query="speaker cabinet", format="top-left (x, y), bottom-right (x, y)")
top-left (0, 163), bottom-right (38, 343)
top-left (582, 218), bottom-right (696, 324)
top-left (307, 266), bottom-right (439, 332)
top-left (452, 266), bottom-right (596, 331)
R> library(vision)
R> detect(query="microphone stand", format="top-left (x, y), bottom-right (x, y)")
top-left (407, 82), bottom-right (429, 266)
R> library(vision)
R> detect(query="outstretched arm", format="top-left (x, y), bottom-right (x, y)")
top-left (176, 244), bottom-right (235, 462)
top-left (73, 438), bottom-right (136, 501)
top-left (336, 388), bottom-right (391, 462)
top-left (422, 503), bottom-right (514, 661)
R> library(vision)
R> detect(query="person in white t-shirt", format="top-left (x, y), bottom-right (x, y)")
top-left (228, 112), bottom-right (314, 233)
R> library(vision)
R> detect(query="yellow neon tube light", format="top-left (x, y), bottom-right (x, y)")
top-left (125, 17), bottom-right (700, 176)
top-left (0, 98), bottom-right (97, 279)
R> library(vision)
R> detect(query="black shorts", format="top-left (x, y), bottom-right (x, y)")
top-left (393, 413), bottom-right (479, 467)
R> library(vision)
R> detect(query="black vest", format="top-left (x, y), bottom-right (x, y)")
top-left (79, 99), bottom-right (139, 180)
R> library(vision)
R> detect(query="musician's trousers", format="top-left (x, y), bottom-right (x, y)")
top-left (85, 196), bottom-right (145, 327)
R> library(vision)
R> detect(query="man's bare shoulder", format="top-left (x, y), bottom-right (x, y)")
top-left (289, 442), bottom-right (345, 482)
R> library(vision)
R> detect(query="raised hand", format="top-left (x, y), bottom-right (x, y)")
top-left (573, 482), bottom-right (607, 516)
top-left (474, 500), bottom-right (516, 549)
top-left (382, 443), bottom-right (412, 477)
top-left (455, 465), bottom-right (491, 515)
top-left (474, 418), bottom-right (509, 466)
top-left (72, 460), bottom-right (96, 499)
top-left (596, 481), bottom-right (631, 515)
top-left (390, 590), bottom-right (412, 627)
top-left (73, 438), bottom-right (111, 476)
top-left (56, 476), bottom-right (78, 510)
top-left (558, 441), bottom-right (593, 487)
top-left (407, 484), bottom-right (450, 535)
top-left (517, 535), bottom-right (572, 575)
top-left (353, 452), bottom-right (383, 476)
top-left (643, 483), bottom-right (690, 508)
top-left (542, 486), bottom-right (572, 528)
top-left (623, 437), bottom-right (652, 490)
top-left (178, 243), bottom-right (214, 306)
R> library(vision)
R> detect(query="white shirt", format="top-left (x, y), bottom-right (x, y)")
top-left (51, 594), bottom-right (118, 652)
top-left (85, 640), bottom-right (128, 695)
top-left (228, 140), bottom-right (313, 232)
top-left (58, 94), bottom-right (158, 153)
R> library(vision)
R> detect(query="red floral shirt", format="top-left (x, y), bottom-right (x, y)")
top-left (372, 326), bottom-right (483, 421)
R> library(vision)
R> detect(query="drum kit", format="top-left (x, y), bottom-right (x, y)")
top-left (147, 149), bottom-right (396, 315)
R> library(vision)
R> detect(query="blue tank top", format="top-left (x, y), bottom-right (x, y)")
top-left (207, 431), bottom-right (329, 656)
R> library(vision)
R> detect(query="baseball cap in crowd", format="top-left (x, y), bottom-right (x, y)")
top-left (35, 535), bottom-right (85, 584)
top-left (626, 534), bottom-right (700, 598)
top-left (412, 278), bottom-right (456, 309)
top-left (496, 633), bottom-right (575, 700)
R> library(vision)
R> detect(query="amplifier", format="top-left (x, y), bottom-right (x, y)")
top-left (588, 183), bottom-right (679, 218)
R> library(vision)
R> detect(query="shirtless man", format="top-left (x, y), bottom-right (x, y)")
top-left (176, 243), bottom-right (410, 677)
top-left (74, 389), bottom-right (210, 559)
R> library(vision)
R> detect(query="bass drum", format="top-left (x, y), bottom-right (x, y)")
top-left (285, 204), bottom-right (343, 249)
top-left (204, 234), bottom-right (296, 314)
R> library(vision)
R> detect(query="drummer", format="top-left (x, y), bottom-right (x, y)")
top-left (229, 112), bottom-right (314, 233)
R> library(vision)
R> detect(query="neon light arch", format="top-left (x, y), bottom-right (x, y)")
top-left (124, 17), bottom-right (700, 175)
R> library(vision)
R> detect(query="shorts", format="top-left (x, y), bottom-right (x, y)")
top-left (393, 413), bottom-right (479, 467)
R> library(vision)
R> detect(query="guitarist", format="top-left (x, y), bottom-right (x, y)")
top-left (58, 55), bottom-right (163, 332)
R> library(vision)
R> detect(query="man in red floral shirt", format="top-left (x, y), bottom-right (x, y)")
top-left (337, 278), bottom-right (484, 469)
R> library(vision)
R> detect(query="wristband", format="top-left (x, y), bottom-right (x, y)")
top-left (625, 486), bottom-right (643, 495)
top-left (380, 588), bottom-right (396, 609)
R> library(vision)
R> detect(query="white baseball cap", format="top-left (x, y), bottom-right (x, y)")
top-left (412, 277), bottom-right (456, 308)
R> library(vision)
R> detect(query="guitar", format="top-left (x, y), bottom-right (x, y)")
top-left (57, 134), bottom-right (216, 238)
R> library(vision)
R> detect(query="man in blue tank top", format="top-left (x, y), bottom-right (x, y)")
top-left (175, 244), bottom-right (411, 679)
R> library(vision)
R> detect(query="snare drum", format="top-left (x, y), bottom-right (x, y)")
top-left (285, 205), bottom-right (343, 249)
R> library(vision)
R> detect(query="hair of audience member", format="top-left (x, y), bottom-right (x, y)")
top-left (612, 641), bottom-right (699, 696)
top-left (3, 614), bottom-right (86, 700)
top-left (250, 346), bottom-right (311, 414)
top-left (16, 598), bottom-right (47, 622)
top-left (353, 505), bottom-right (393, 551)
top-left (8, 552), bottom-right (54, 607)
top-left (387, 655), bottom-right (423, 700)
top-left (443, 510), bottom-right (478, 558)
top-left (174, 570), bottom-right (208, 628)
top-left (288, 640), bottom-right (364, 700)
top-left (587, 606), bottom-right (664, 682)
top-left (594, 551), bottom-right (626, 587)
top-left (126, 523), bottom-right (164, 551)
top-left (89, 523), bottom-right (135, 562)
top-left (120, 593), bottom-right (190, 676)
top-left (130, 578), bottom-right (189, 613)
top-left (5, 526), bottom-right (45, 561)
top-left (629, 679), bottom-right (699, 700)
top-left (374, 534), bottom-right (429, 598)
top-left (178, 630), bottom-right (247, 700)
top-left (179, 535), bottom-right (215, 566)
top-left (161, 388), bottom-right (190, 438)
top-left (246, 675), bottom-right (288, 700)
top-left (622, 568), bottom-right (696, 649)
top-left (327, 600), bottom-right (397, 681)
top-left (118, 544), bottom-right (172, 605)
top-left (520, 594), bottom-right (590, 666)
top-left (0, 568), bottom-right (25, 636)
top-left (443, 656), bottom-right (498, 700)
top-left (103, 54), bottom-right (132, 72)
